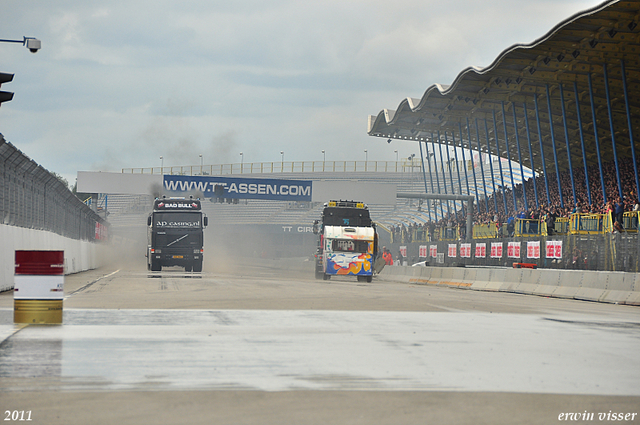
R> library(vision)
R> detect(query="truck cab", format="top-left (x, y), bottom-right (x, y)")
top-left (314, 200), bottom-right (377, 282)
top-left (147, 197), bottom-right (208, 272)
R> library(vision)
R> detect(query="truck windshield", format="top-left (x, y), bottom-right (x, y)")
top-left (153, 213), bottom-right (201, 229)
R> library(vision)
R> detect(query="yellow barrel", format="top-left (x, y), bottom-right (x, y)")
top-left (14, 299), bottom-right (63, 324)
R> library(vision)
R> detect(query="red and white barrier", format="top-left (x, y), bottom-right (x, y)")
top-left (14, 250), bottom-right (64, 324)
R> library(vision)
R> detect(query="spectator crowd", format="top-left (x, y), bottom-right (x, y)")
top-left (390, 157), bottom-right (640, 241)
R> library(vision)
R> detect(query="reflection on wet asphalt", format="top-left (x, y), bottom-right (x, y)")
top-left (0, 308), bottom-right (639, 394)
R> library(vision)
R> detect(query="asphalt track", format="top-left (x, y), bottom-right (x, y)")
top-left (1, 262), bottom-right (639, 425)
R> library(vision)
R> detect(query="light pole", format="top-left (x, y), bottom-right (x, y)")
top-left (280, 151), bottom-right (284, 164)
top-left (322, 150), bottom-right (325, 162)
top-left (160, 156), bottom-right (164, 173)
top-left (394, 150), bottom-right (398, 161)
top-left (364, 149), bottom-right (368, 162)
top-left (240, 152), bottom-right (243, 173)
top-left (199, 154), bottom-right (203, 166)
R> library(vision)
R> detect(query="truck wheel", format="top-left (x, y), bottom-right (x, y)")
top-left (184, 264), bottom-right (192, 272)
top-left (193, 261), bottom-right (202, 272)
top-left (323, 273), bottom-right (331, 281)
top-left (366, 275), bottom-right (373, 283)
top-left (151, 260), bottom-right (161, 272)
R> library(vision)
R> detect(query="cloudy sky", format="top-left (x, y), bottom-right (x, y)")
top-left (1, 0), bottom-right (604, 185)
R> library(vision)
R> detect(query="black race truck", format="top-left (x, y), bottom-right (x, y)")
top-left (147, 197), bottom-right (208, 272)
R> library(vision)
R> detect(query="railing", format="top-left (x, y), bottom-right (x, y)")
top-left (622, 211), bottom-right (639, 232)
top-left (514, 219), bottom-right (541, 237)
top-left (569, 214), bottom-right (608, 235)
top-left (123, 160), bottom-right (423, 176)
top-left (510, 213), bottom-right (636, 237)
top-left (439, 227), bottom-right (459, 241)
top-left (473, 223), bottom-right (499, 239)
top-left (555, 217), bottom-right (570, 235)
top-left (390, 213), bottom-right (639, 242)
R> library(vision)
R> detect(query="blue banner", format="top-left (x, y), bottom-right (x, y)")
top-left (163, 175), bottom-right (312, 201)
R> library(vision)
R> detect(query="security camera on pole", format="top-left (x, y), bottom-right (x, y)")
top-left (0, 36), bottom-right (42, 109)
top-left (0, 36), bottom-right (41, 53)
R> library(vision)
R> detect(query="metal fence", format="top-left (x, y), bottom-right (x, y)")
top-left (122, 160), bottom-right (423, 176)
top-left (388, 233), bottom-right (639, 273)
top-left (0, 134), bottom-right (108, 241)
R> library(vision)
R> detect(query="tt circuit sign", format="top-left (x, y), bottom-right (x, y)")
top-left (163, 175), bottom-right (312, 202)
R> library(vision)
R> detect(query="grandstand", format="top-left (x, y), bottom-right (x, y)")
top-left (367, 0), bottom-right (639, 225)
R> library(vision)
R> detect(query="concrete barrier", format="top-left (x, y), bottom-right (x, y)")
top-left (514, 268), bottom-right (541, 295)
top-left (461, 268), bottom-right (477, 287)
top-left (470, 268), bottom-right (494, 290)
top-left (535, 269), bottom-right (567, 298)
top-left (500, 269), bottom-right (523, 293)
top-left (484, 269), bottom-right (506, 291)
top-left (622, 274), bottom-right (640, 305)
top-left (0, 224), bottom-right (108, 292)
top-left (379, 265), bottom-right (640, 306)
top-left (598, 272), bottom-right (636, 304)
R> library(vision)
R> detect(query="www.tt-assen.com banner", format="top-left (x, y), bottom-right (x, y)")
top-left (163, 175), bottom-right (312, 202)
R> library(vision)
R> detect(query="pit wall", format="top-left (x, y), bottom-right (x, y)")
top-left (0, 224), bottom-right (108, 292)
top-left (378, 265), bottom-right (640, 306)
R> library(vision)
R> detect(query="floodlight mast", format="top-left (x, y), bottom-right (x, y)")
top-left (0, 37), bottom-right (41, 53)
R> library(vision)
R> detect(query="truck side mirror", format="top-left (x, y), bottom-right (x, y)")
top-left (147, 216), bottom-right (152, 226)
top-left (204, 216), bottom-right (208, 227)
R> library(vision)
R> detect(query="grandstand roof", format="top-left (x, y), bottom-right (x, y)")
top-left (367, 0), bottom-right (639, 175)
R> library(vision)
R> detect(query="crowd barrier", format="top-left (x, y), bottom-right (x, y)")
top-left (378, 264), bottom-right (640, 306)
top-left (473, 223), bottom-right (498, 239)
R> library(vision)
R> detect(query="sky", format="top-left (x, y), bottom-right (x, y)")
top-left (1, 0), bottom-right (605, 185)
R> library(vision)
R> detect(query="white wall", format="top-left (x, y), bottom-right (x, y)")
top-left (0, 224), bottom-right (108, 292)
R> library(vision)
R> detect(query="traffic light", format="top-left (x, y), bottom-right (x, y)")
top-left (0, 73), bottom-right (14, 107)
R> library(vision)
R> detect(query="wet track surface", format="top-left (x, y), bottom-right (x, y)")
top-left (1, 308), bottom-right (639, 394)
top-left (1, 266), bottom-right (639, 424)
